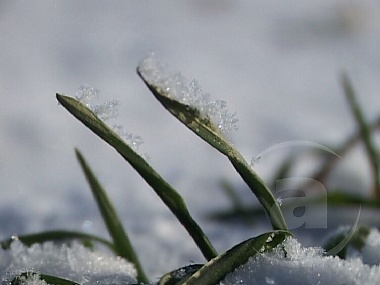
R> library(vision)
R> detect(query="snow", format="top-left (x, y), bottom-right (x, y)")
top-left (0, 239), bottom-right (137, 285)
top-left (75, 85), bottom-right (144, 151)
top-left (222, 234), bottom-right (380, 285)
top-left (0, 1), bottom-right (379, 284)
top-left (2, 229), bottom-right (380, 284)
top-left (138, 54), bottom-right (239, 133)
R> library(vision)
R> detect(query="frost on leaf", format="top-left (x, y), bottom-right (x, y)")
top-left (112, 125), bottom-right (144, 150)
top-left (75, 85), bottom-right (99, 109)
top-left (75, 85), bottom-right (120, 121)
top-left (74, 85), bottom-right (144, 152)
top-left (138, 54), bottom-right (239, 133)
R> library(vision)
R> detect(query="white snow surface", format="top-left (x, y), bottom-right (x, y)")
top-left (223, 233), bottom-right (380, 285)
top-left (0, 240), bottom-right (137, 285)
top-left (2, 229), bottom-right (380, 285)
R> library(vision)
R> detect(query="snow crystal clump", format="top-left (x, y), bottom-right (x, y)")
top-left (0, 240), bottom-right (137, 285)
top-left (75, 85), bottom-right (120, 121)
top-left (221, 236), bottom-right (380, 285)
top-left (75, 85), bottom-right (100, 109)
top-left (75, 85), bottom-right (144, 151)
top-left (138, 55), bottom-right (239, 133)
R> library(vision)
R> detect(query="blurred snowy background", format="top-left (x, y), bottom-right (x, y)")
top-left (1, 0), bottom-right (379, 279)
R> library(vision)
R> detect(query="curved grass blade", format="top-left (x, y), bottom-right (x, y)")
top-left (210, 190), bottom-right (380, 224)
top-left (11, 272), bottom-right (80, 285)
top-left (75, 149), bottom-right (148, 283)
top-left (56, 94), bottom-right (217, 262)
top-left (219, 180), bottom-right (255, 224)
top-left (137, 70), bottom-right (287, 230)
top-left (158, 264), bottom-right (203, 285)
top-left (341, 73), bottom-right (380, 197)
top-left (177, 230), bottom-right (291, 285)
top-left (312, 115), bottom-right (380, 185)
top-left (0, 230), bottom-right (114, 251)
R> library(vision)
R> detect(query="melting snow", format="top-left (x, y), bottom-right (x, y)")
top-left (138, 54), bottom-right (239, 133)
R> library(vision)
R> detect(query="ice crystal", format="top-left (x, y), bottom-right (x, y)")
top-left (112, 124), bottom-right (144, 150)
top-left (222, 235), bottom-right (380, 285)
top-left (75, 85), bottom-right (120, 121)
top-left (92, 100), bottom-right (120, 121)
top-left (75, 85), bottom-right (99, 109)
top-left (73, 85), bottom-right (144, 152)
top-left (0, 240), bottom-right (137, 285)
top-left (138, 54), bottom-right (239, 133)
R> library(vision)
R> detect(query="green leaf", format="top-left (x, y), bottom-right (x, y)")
top-left (137, 71), bottom-right (287, 231)
top-left (297, 115), bottom-right (380, 192)
top-left (341, 73), bottom-right (380, 197)
top-left (11, 272), bottom-right (80, 285)
top-left (56, 94), bottom-right (217, 262)
top-left (176, 230), bottom-right (291, 285)
top-left (158, 264), bottom-right (203, 285)
top-left (218, 180), bottom-right (255, 224)
top-left (0, 230), bottom-right (114, 251)
top-left (75, 149), bottom-right (148, 283)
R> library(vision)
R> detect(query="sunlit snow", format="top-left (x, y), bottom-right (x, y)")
top-left (138, 54), bottom-right (239, 133)
top-left (0, 240), bottom-right (137, 285)
top-left (74, 85), bottom-right (144, 151)
top-left (222, 231), bottom-right (380, 285)
top-left (2, 229), bottom-right (380, 284)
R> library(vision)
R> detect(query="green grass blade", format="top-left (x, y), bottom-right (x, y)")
top-left (56, 94), bottom-right (217, 261)
top-left (75, 149), bottom-right (148, 283)
top-left (219, 180), bottom-right (255, 224)
top-left (297, 115), bottom-right (380, 192)
top-left (158, 264), bottom-right (203, 285)
top-left (341, 73), bottom-right (380, 197)
top-left (220, 181), bottom-right (244, 211)
top-left (11, 272), bottom-right (80, 285)
top-left (0, 230), bottom-right (114, 251)
top-left (176, 230), bottom-right (291, 285)
top-left (137, 73), bottom-right (287, 230)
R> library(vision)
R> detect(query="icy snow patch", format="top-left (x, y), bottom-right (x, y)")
top-left (221, 236), bottom-right (380, 285)
top-left (0, 240), bottom-right (137, 285)
top-left (138, 54), bottom-right (239, 133)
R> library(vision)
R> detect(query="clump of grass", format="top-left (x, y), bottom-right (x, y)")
top-left (2, 58), bottom-right (379, 285)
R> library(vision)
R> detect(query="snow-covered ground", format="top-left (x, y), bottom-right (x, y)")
top-left (1, 1), bottom-right (379, 283)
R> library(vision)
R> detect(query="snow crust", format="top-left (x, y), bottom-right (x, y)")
top-left (222, 231), bottom-right (380, 285)
top-left (2, 229), bottom-right (380, 285)
top-left (0, 240), bottom-right (137, 285)
top-left (138, 55), bottom-right (239, 133)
